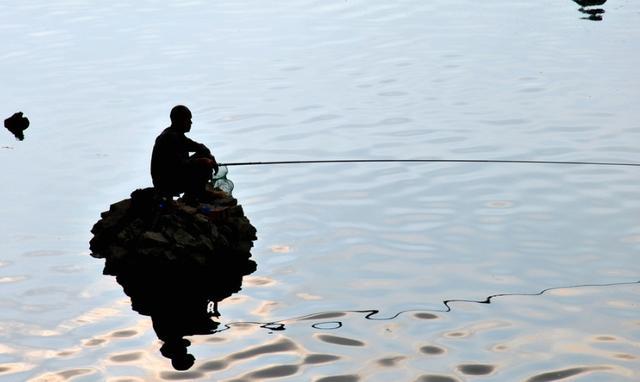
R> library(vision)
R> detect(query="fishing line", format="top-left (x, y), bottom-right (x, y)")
top-left (212, 158), bottom-right (640, 194)
top-left (211, 279), bottom-right (640, 333)
top-left (220, 159), bottom-right (640, 167)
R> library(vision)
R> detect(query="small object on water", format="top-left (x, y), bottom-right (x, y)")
top-left (572, 0), bottom-right (606, 6)
top-left (571, 0), bottom-right (606, 21)
top-left (4, 112), bottom-right (29, 141)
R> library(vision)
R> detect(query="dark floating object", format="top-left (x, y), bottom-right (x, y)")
top-left (90, 186), bottom-right (258, 370)
top-left (4, 112), bottom-right (29, 141)
top-left (573, 0), bottom-right (606, 6)
top-left (571, 0), bottom-right (606, 21)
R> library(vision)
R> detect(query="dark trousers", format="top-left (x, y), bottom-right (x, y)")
top-left (154, 154), bottom-right (212, 198)
top-left (183, 155), bottom-right (213, 198)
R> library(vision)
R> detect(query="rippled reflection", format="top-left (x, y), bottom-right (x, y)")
top-left (109, 257), bottom-right (255, 370)
top-left (572, 0), bottom-right (606, 21)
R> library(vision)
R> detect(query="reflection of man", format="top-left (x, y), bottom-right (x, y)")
top-left (112, 261), bottom-right (255, 371)
top-left (151, 105), bottom-right (218, 199)
top-left (153, 299), bottom-right (220, 371)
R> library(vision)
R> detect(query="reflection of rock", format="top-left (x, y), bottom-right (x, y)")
top-left (4, 112), bottom-right (29, 141)
top-left (90, 187), bottom-right (258, 370)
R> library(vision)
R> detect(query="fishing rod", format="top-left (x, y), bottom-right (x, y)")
top-left (220, 159), bottom-right (640, 167)
top-left (212, 158), bottom-right (640, 194)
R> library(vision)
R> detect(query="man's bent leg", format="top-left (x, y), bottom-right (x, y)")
top-left (183, 158), bottom-right (213, 201)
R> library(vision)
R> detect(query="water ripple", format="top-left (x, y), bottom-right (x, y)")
top-left (525, 366), bottom-right (611, 382)
top-left (2, 0), bottom-right (640, 379)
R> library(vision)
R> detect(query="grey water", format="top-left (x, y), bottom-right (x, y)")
top-left (1, 0), bottom-right (640, 381)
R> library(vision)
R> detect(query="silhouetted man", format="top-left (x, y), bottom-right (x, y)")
top-left (151, 105), bottom-right (218, 199)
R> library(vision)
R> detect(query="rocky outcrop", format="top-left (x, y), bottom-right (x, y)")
top-left (90, 187), bottom-right (257, 274)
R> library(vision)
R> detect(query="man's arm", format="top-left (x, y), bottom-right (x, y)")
top-left (184, 136), bottom-right (211, 157)
top-left (184, 136), bottom-right (219, 174)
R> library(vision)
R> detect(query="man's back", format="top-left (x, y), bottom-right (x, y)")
top-left (151, 127), bottom-right (198, 194)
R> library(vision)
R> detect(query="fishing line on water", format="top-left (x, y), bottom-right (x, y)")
top-left (209, 279), bottom-right (640, 333)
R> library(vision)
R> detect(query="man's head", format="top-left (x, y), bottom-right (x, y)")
top-left (170, 105), bottom-right (192, 133)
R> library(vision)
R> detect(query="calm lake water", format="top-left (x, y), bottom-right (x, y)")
top-left (1, 1), bottom-right (640, 381)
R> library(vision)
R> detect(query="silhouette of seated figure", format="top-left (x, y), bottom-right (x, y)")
top-left (151, 105), bottom-right (218, 200)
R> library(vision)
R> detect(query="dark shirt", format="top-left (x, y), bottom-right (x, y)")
top-left (151, 127), bottom-right (211, 194)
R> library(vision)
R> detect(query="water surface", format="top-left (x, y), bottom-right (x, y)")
top-left (1, 0), bottom-right (639, 380)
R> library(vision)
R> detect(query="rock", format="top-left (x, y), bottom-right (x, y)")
top-left (4, 112), bottom-right (29, 141)
top-left (90, 187), bottom-right (257, 274)
top-left (141, 231), bottom-right (170, 246)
